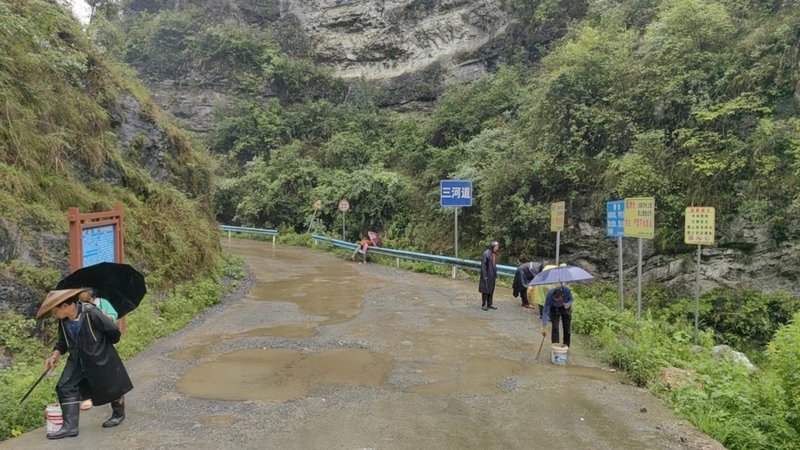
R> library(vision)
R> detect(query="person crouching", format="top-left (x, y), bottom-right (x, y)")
top-left (38, 289), bottom-right (133, 439)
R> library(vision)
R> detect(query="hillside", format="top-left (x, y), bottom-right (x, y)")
top-left (96, 0), bottom-right (800, 295)
top-left (0, 0), bottom-right (221, 317)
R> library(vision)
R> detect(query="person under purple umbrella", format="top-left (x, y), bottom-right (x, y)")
top-left (527, 265), bottom-right (594, 349)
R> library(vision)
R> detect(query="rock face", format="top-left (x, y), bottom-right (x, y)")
top-left (287, 0), bottom-right (508, 81)
top-left (131, 0), bottom-right (512, 132)
top-left (563, 217), bottom-right (800, 296)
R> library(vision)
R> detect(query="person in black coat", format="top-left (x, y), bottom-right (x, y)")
top-left (39, 289), bottom-right (133, 440)
top-left (512, 261), bottom-right (545, 308)
top-left (479, 241), bottom-right (500, 310)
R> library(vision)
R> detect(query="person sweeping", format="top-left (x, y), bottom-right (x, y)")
top-left (38, 289), bottom-right (133, 439)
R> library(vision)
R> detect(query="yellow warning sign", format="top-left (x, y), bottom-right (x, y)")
top-left (550, 202), bottom-right (565, 232)
top-left (685, 207), bottom-right (715, 245)
top-left (623, 197), bottom-right (655, 239)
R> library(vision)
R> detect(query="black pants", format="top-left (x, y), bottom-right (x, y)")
top-left (549, 306), bottom-right (572, 347)
top-left (482, 294), bottom-right (493, 307)
top-left (56, 364), bottom-right (90, 403)
top-left (520, 290), bottom-right (530, 306)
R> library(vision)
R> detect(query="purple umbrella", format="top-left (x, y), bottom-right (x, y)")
top-left (527, 265), bottom-right (594, 286)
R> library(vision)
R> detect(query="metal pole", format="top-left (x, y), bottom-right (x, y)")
top-left (227, 230), bottom-right (231, 244)
top-left (307, 210), bottom-right (317, 233)
top-left (618, 236), bottom-right (624, 311)
top-left (342, 212), bottom-right (346, 241)
top-left (695, 244), bottom-right (701, 345)
top-left (272, 235), bottom-right (276, 249)
top-left (637, 237), bottom-right (643, 320)
top-left (454, 208), bottom-right (458, 259)
top-left (453, 208), bottom-right (458, 279)
top-left (555, 231), bottom-right (561, 265)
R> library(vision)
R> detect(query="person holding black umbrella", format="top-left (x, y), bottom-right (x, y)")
top-left (38, 289), bottom-right (133, 439)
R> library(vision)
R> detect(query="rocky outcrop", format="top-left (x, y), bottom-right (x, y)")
top-left (563, 217), bottom-right (800, 296)
top-left (289, 0), bottom-right (508, 80)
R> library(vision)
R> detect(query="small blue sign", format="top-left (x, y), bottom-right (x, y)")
top-left (440, 180), bottom-right (473, 207)
top-left (82, 224), bottom-right (116, 267)
top-left (606, 200), bottom-right (625, 237)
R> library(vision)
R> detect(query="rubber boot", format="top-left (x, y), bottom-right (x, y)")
top-left (103, 397), bottom-right (125, 428)
top-left (481, 295), bottom-right (488, 311)
top-left (47, 399), bottom-right (80, 439)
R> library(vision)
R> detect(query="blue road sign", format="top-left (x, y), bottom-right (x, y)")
top-left (607, 200), bottom-right (625, 237)
top-left (82, 224), bottom-right (116, 267)
top-left (440, 180), bottom-right (473, 207)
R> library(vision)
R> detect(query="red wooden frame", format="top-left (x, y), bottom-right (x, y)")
top-left (68, 205), bottom-right (126, 332)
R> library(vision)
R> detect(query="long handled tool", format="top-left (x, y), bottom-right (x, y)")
top-left (534, 335), bottom-right (545, 362)
top-left (19, 368), bottom-right (49, 404)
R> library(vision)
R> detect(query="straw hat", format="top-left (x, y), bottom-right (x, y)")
top-left (36, 288), bottom-right (84, 319)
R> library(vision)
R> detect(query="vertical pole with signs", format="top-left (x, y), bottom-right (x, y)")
top-left (308, 200), bottom-right (322, 233)
top-left (606, 200), bottom-right (625, 311)
top-left (441, 180), bottom-right (473, 279)
top-left (338, 200), bottom-right (350, 240)
top-left (685, 207), bottom-right (715, 344)
top-left (550, 202), bottom-right (565, 265)
top-left (623, 197), bottom-right (655, 320)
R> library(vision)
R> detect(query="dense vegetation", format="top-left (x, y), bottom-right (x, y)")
top-left (572, 282), bottom-right (800, 449)
top-left (0, 0), bottom-right (228, 440)
top-left (97, 0), bottom-right (800, 261)
top-left (2, 0), bottom-right (799, 446)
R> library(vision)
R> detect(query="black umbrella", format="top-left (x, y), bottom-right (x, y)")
top-left (56, 263), bottom-right (146, 318)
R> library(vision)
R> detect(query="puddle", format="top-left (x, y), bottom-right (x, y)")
top-left (408, 357), bottom-right (618, 395)
top-left (239, 322), bottom-right (318, 339)
top-left (225, 238), bottom-right (375, 325)
top-left (408, 356), bottom-right (529, 395)
top-left (171, 323), bottom-right (319, 360)
top-left (198, 415), bottom-right (240, 426)
top-left (169, 344), bottom-right (213, 360)
top-left (177, 349), bottom-right (392, 402)
top-left (249, 273), bottom-right (368, 325)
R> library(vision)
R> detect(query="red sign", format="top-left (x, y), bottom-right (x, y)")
top-left (338, 200), bottom-right (350, 212)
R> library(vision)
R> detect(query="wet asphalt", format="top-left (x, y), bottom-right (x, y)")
top-left (1, 239), bottom-right (725, 450)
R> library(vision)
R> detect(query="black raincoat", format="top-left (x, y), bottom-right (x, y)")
top-left (54, 303), bottom-right (133, 406)
top-left (478, 248), bottom-right (497, 294)
top-left (512, 262), bottom-right (543, 298)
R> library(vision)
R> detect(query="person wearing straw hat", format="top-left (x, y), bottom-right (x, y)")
top-left (38, 289), bottom-right (133, 439)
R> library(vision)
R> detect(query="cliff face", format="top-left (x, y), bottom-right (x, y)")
top-left (286, 0), bottom-right (508, 81)
top-left (129, 0), bottom-right (513, 132)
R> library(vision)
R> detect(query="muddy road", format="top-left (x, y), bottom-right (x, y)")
top-left (3, 239), bottom-right (724, 449)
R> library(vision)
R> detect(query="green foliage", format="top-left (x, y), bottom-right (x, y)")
top-left (0, 256), bottom-right (245, 441)
top-left (0, 262), bottom-right (60, 294)
top-left (572, 282), bottom-right (800, 449)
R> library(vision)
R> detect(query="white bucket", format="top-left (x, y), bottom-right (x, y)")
top-left (45, 404), bottom-right (62, 434)
top-left (551, 345), bottom-right (569, 365)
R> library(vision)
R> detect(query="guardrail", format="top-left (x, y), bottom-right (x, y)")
top-left (311, 234), bottom-right (517, 279)
top-left (220, 225), bottom-right (278, 246)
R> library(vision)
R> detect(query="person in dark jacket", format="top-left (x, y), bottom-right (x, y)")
top-left (479, 241), bottom-right (500, 311)
top-left (38, 289), bottom-right (133, 439)
top-left (512, 261), bottom-right (544, 308)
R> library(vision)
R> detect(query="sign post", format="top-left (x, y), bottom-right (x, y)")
top-left (550, 202), bottom-right (565, 265)
top-left (308, 200), bottom-right (322, 233)
top-left (68, 205), bottom-right (126, 332)
top-left (623, 197), bottom-right (655, 320)
top-left (440, 180), bottom-right (473, 279)
top-left (606, 200), bottom-right (625, 311)
top-left (338, 200), bottom-right (350, 240)
top-left (685, 206), bottom-right (716, 344)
